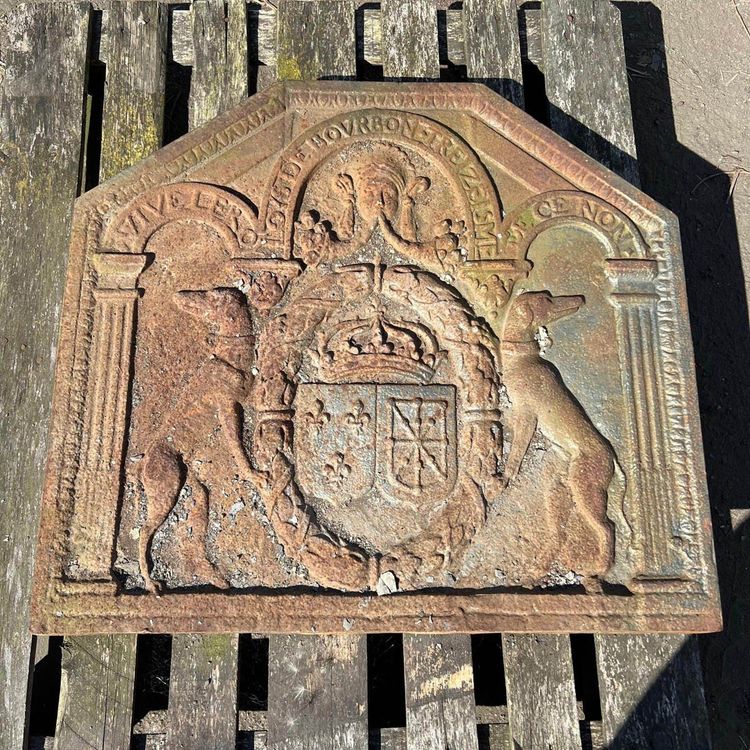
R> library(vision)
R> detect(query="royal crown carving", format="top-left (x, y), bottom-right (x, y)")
top-left (315, 303), bottom-right (441, 384)
top-left (32, 82), bottom-right (720, 635)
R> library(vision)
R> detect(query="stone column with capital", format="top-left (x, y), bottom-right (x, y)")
top-left (67, 253), bottom-right (147, 580)
top-left (606, 258), bottom-right (686, 582)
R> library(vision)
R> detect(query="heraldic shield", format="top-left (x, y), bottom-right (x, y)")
top-left (294, 383), bottom-right (458, 511)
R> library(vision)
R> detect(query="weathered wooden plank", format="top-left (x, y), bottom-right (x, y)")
top-left (166, 634), bottom-right (239, 748)
top-left (541, 0), bottom-right (638, 185)
top-left (55, 635), bottom-right (136, 749)
top-left (33, 635), bottom-right (50, 667)
top-left (179, 3), bottom-right (469, 83)
top-left (364, 7), bottom-right (463, 67)
top-left (171, 7), bottom-right (193, 65)
top-left (485, 723), bottom-right (512, 750)
top-left (0, 4), bottom-right (89, 748)
top-left (190, 0), bottom-right (226, 127)
top-left (445, 7), bottom-right (465, 65)
top-left (254, 5), bottom-right (277, 68)
top-left (519, 5), bottom-right (542, 70)
top-left (503, 634), bottom-right (582, 750)
top-left (361, 7), bottom-right (381, 65)
top-left (135, 707), bottom-right (267, 734)
top-left (380, 0), bottom-right (439, 80)
top-left (277, 0), bottom-right (356, 81)
top-left (174, 3), bottom-right (272, 90)
top-left (266, 635), bottom-right (368, 750)
top-left (91, 0), bottom-right (209, 4)
top-left (595, 635), bottom-right (710, 749)
top-left (189, 0), bottom-right (249, 125)
top-left (463, 0), bottom-right (524, 107)
top-left (376, 727), bottom-right (406, 750)
top-left (403, 635), bottom-right (479, 750)
top-left (227, 0), bottom-right (249, 105)
top-left (55, 5), bottom-right (169, 744)
top-left (252, 4), bottom-right (278, 91)
top-left (100, 2), bottom-right (168, 185)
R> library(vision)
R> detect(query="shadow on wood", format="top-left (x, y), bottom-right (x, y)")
top-left (616, 4), bottom-right (749, 745)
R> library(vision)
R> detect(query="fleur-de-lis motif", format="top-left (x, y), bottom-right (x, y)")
top-left (476, 273), bottom-right (511, 313)
top-left (323, 451), bottom-right (352, 487)
top-left (301, 398), bottom-right (331, 434)
top-left (344, 399), bottom-right (372, 432)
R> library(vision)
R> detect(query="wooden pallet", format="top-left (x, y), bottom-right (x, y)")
top-left (0, 2), bottom-right (713, 748)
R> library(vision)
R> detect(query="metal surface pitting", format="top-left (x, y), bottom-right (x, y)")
top-left (31, 82), bottom-right (721, 634)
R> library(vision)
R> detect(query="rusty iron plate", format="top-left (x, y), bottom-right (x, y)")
top-left (31, 82), bottom-right (721, 634)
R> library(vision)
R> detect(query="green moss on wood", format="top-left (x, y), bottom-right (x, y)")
top-left (277, 55), bottom-right (303, 81)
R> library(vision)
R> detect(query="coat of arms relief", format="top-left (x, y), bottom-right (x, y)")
top-left (32, 83), bottom-right (720, 634)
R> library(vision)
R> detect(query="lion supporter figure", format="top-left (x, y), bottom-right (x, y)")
top-left (501, 290), bottom-right (626, 585)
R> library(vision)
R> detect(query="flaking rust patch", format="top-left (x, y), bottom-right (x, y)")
top-left (31, 81), bottom-right (721, 635)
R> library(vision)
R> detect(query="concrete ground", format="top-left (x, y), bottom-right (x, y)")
top-left (616, 1), bottom-right (750, 745)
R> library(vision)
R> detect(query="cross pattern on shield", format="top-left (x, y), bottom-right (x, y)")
top-left (294, 383), bottom-right (457, 508)
top-left (379, 387), bottom-right (457, 498)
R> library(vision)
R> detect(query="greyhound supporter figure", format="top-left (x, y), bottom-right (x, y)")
top-left (138, 288), bottom-right (266, 592)
top-left (501, 291), bottom-right (619, 581)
